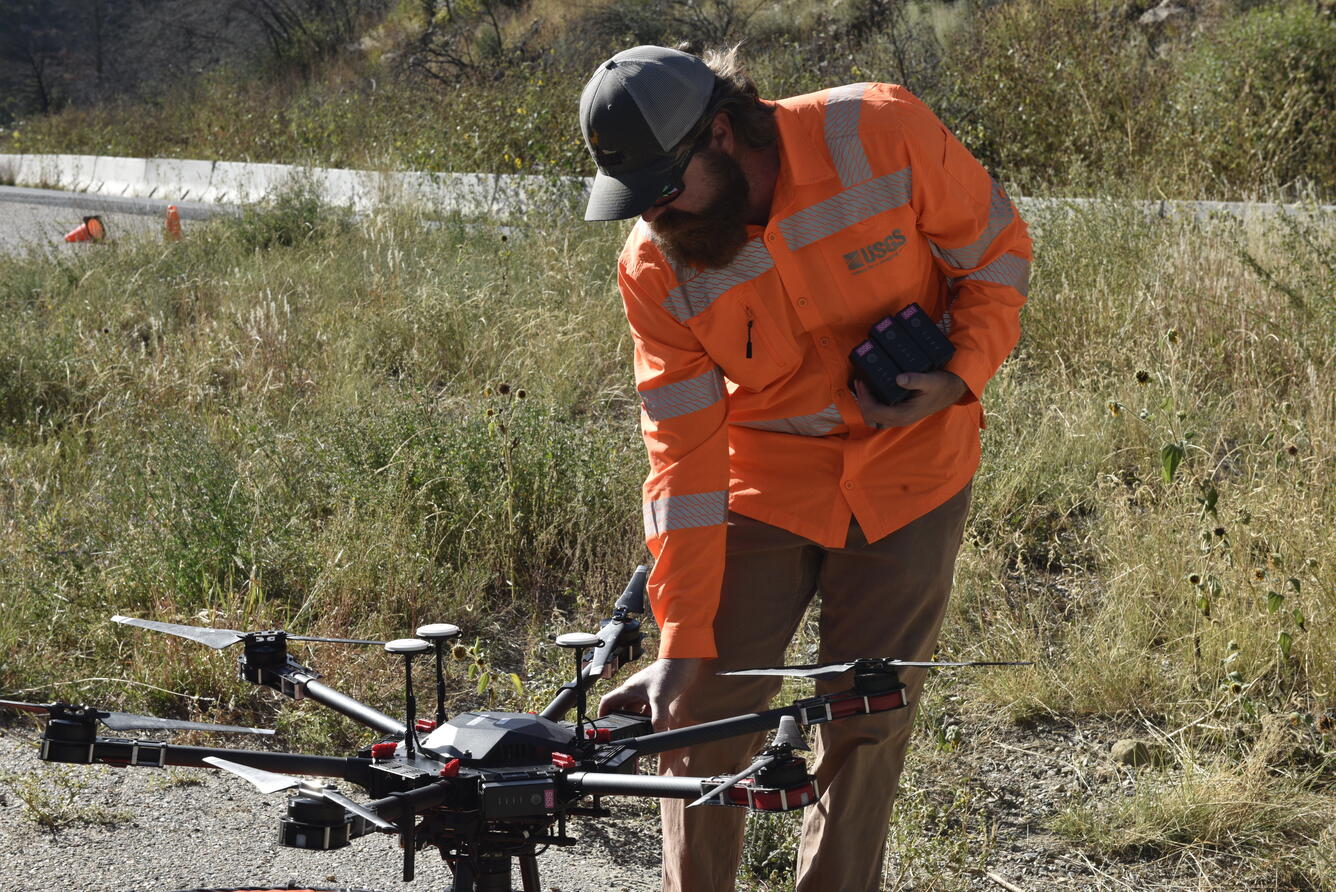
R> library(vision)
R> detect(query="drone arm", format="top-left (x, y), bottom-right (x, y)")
top-left (299, 677), bottom-right (407, 737)
top-left (565, 770), bottom-right (709, 800)
top-left (566, 769), bottom-right (819, 813)
top-left (40, 731), bottom-right (372, 782)
top-left (538, 566), bottom-right (649, 721)
top-left (627, 708), bottom-right (793, 757)
top-left (362, 777), bottom-right (454, 822)
top-left (622, 684), bottom-right (908, 758)
top-left (538, 619), bottom-right (641, 721)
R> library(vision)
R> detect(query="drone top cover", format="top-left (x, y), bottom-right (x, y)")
top-left (422, 712), bottom-right (574, 765)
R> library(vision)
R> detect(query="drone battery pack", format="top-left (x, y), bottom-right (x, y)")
top-left (848, 339), bottom-right (911, 405)
top-left (870, 315), bottom-right (932, 373)
top-left (482, 776), bottom-right (557, 818)
top-left (895, 302), bottom-right (955, 367)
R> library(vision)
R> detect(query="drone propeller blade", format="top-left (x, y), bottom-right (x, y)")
top-left (582, 565), bottom-right (650, 679)
top-left (203, 757), bottom-right (394, 831)
top-left (0, 699), bottom-right (53, 716)
top-left (718, 663), bottom-right (857, 680)
top-left (100, 712), bottom-right (275, 735)
top-left (320, 788), bottom-right (396, 831)
top-left (616, 565), bottom-right (649, 614)
top-left (584, 635), bottom-right (614, 679)
top-left (720, 659), bottom-right (1033, 679)
top-left (772, 715), bottom-right (808, 751)
top-left (287, 634), bottom-right (389, 647)
top-left (687, 753), bottom-right (777, 809)
top-left (877, 660), bottom-right (1034, 668)
top-left (112, 616), bottom-right (243, 649)
top-left (4, 700), bottom-right (274, 736)
top-left (203, 756), bottom-right (300, 794)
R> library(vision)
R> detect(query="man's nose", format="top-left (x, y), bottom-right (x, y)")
top-left (640, 204), bottom-right (666, 224)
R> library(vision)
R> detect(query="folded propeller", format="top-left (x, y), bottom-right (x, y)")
top-left (719, 657), bottom-right (1033, 682)
top-left (111, 615), bottom-right (387, 649)
top-left (687, 715), bottom-right (808, 808)
top-left (0, 699), bottom-right (274, 736)
top-left (202, 756), bottom-right (395, 831)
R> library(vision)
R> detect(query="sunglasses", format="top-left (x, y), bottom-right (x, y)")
top-left (650, 182), bottom-right (685, 208)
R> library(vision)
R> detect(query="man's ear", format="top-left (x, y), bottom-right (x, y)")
top-left (710, 111), bottom-right (735, 154)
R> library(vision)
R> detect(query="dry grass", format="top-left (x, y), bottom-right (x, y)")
top-left (0, 193), bottom-right (1332, 886)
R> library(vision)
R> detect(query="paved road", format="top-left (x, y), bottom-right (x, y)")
top-left (0, 186), bottom-right (230, 256)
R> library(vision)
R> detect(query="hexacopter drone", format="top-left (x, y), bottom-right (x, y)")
top-left (2, 566), bottom-right (1026, 892)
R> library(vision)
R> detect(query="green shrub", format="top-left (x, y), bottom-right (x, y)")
top-left (1167, 0), bottom-right (1336, 198)
top-left (942, 0), bottom-right (1170, 194)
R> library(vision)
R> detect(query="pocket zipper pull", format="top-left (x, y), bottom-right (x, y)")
top-left (745, 308), bottom-right (754, 359)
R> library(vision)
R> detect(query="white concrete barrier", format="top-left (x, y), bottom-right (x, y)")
top-left (143, 158), bottom-right (215, 201)
top-left (94, 155), bottom-right (149, 197)
top-left (57, 154), bottom-right (100, 192)
top-left (3, 152), bottom-right (1329, 223)
top-left (313, 165), bottom-right (379, 210)
top-left (207, 160), bottom-right (298, 204)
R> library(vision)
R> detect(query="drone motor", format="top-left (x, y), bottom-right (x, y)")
top-left (281, 784), bottom-right (359, 851)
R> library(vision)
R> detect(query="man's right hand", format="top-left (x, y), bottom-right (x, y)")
top-left (597, 657), bottom-right (702, 733)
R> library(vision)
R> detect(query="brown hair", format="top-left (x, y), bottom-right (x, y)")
top-left (675, 44), bottom-right (778, 155)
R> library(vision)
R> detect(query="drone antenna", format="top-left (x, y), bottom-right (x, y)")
top-left (385, 638), bottom-right (432, 761)
top-left (416, 623), bottom-right (461, 726)
top-left (555, 632), bottom-right (600, 744)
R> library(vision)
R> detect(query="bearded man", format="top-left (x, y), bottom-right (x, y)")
top-left (580, 45), bottom-right (1030, 891)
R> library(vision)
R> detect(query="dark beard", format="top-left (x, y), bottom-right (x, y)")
top-left (648, 149), bottom-right (751, 270)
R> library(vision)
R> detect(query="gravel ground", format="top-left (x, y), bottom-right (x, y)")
top-left (2, 711), bottom-right (1295, 892)
top-left (0, 727), bottom-right (660, 892)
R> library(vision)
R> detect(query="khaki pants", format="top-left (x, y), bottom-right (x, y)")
top-left (659, 483), bottom-right (972, 892)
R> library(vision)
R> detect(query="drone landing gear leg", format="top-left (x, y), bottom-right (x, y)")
top-left (517, 853), bottom-right (540, 892)
top-left (447, 854), bottom-right (515, 892)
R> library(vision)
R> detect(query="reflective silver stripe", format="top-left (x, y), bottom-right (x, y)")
top-left (641, 368), bottom-right (725, 421)
top-left (735, 404), bottom-right (844, 437)
top-left (663, 239), bottom-right (774, 323)
top-left (643, 490), bottom-right (729, 538)
top-left (825, 83), bottom-right (874, 187)
top-left (957, 252), bottom-right (1030, 297)
top-left (932, 179), bottom-right (1015, 270)
top-left (778, 168), bottom-right (913, 250)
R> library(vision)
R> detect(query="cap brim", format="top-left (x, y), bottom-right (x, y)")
top-left (584, 155), bottom-right (684, 222)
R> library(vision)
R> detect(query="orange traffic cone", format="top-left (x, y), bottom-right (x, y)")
top-left (64, 215), bottom-right (106, 243)
top-left (165, 205), bottom-right (182, 241)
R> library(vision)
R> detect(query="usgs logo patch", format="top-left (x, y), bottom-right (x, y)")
top-left (844, 230), bottom-right (907, 274)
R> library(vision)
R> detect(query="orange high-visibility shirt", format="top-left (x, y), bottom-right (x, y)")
top-left (618, 83), bottom-right (1031, 658)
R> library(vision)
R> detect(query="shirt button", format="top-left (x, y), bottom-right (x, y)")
top-left (766, 233), bottom-right (776, 242)
top-left (836, 388), bottom-right (847, 398)
top-left (797, 298), bottom-right (808, 307)
top-left (820, 336), bottom-right (831, 346)
top-left (843, 481), bottom-right (855, 490)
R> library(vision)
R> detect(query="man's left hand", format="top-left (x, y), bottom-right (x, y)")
top-left (853, 370), bottom-right (968, 429)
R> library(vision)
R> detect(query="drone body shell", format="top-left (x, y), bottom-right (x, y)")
top-left (422, 711), bottom-right (573, 765)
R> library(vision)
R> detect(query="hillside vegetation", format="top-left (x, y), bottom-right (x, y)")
top-left (3, 0), bottom-right (1334, 201)
top-left (1, 0), bottom-right (1334, 889)
top-left (1, 185), bottom-right (1333, 888)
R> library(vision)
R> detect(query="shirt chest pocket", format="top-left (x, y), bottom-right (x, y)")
top-left (687, 284), bottom-right (801, 393)
top-left (819, 217), bottom-right (914, 298)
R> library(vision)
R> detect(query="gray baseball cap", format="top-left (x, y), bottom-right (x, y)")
top-left (579, 46), bottom-right (716, 221)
